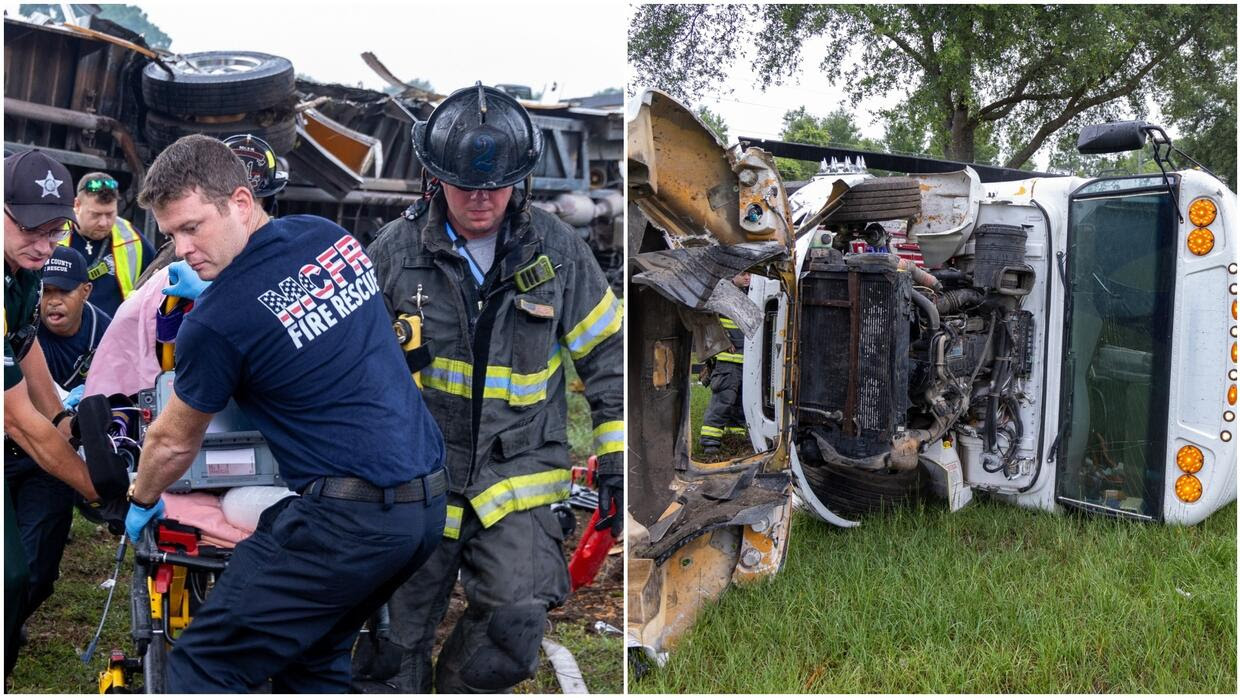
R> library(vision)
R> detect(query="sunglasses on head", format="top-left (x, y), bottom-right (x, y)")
top-left (81, 177), bottom-right (119, 193)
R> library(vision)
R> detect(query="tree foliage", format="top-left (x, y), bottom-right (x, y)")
top-left (19, 4), bottom-right (172, 48)
top-left (775, 106), bottom-right (882, 180)
top-left (630, 4), bottom-right (1236, 176)
top-left (695, 106), bottom-right (730, 145)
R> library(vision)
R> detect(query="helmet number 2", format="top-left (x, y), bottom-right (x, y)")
top-left (471, 134), bottom-right (497, 173)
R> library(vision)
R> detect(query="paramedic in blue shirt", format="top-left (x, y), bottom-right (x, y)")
top-left (37, 246), bottom-right (111, 391)
top-left (124, 134), bottom-right (446, 693)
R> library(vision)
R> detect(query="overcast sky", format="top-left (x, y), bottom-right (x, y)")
top-left (132, 1), bottom-right (625, 99)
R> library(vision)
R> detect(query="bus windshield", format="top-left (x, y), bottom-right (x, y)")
top-left (1057, 180), bottom-right (1178, 519)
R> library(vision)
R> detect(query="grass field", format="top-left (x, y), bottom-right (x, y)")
top-left (632, 386), bottom-right (1238, 694)
top-left (7, 362), bottom-right (622, 694)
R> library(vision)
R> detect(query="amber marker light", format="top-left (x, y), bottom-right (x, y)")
top-left (1175, 474), bottom-right (1203, 503)
top-left (1234, 300), bottom-right (1238, 321)
top-left (1187, 228), bottom-right (1214, 255)
top-left (1233, 343), bottom-right (1238, 363)
top-left (1176, 445), bottom-right (1204, 473)
top-left (1188, 198), bottom-right (1217, 227)
top-left (1229, 385), bottom-right (1237, 406)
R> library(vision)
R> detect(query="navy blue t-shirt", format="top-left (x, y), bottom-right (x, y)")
top-left (173, 215), bottom-right (443, 491)
top-left (37, 301), bottom-right (111, 390)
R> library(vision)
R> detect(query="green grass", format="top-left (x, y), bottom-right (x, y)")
top-left (632, 500), bottom-right (1237, 693)
top-left (9, 514), bottom-right (132, 693)
top-left (519, 623), bottom-right (623, 694)
top-left (9, 361), bottom-right (618, 693)
top-left (633, 379), bottom-right (1239, 693)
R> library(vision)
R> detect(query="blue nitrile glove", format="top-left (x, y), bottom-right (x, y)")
top-left (63, 384), bottom-right (85, 409)
top-left (125, 497), bottom-right (165, 543)
top-left (163, 260), bottom-right (210, 300)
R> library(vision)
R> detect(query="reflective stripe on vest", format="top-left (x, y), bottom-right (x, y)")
top-left (111, 218), bottom-right (142, 300)
top-left (563, 287), bottom-right (623, 361)
top-left (423, 347), bottom-right (566, 407)
top-left (58, 218), bottom-right (143, 300)
top-left (717, 351), bottom-right (744, 363)
top-left (443, 504), bottom-right (464, 540)
top-left (469, 469), bottom-right (572, 528)
top-left (592, 420), bottom-right (623, 457)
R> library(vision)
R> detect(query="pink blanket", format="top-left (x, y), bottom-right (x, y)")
top-left (161, 492), bottom-right (251, 548)
top-left (84, 266), bottom-right (170, 397)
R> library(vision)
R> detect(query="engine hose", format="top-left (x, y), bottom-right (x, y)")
top-left (934, 288), bottom-right (986, 315)
top-left (930, 268), bottom-right (969, 284)
top-left (984, 394), bottom-right (998, 452)
top-left (910, 289), bottom-right (941, 331)
top-left (809, 431), bottom-right (890, 471)
top-left (896, 257), bottom-right (942, 290)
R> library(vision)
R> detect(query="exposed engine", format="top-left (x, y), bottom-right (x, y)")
top-left (795, 207), bottom-right (1037, 512)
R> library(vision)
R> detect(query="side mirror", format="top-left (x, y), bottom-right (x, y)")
top-left (1076, 120), bottom-right (1150, 154)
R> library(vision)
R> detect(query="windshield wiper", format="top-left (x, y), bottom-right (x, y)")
top-left (1142, 125), bottom-right (1183, 225)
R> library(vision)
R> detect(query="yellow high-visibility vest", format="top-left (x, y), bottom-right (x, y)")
top-left (59, 217), bottom-right (144, 300)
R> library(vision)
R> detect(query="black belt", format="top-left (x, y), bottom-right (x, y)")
top-left (301, 469), bottom-right (448, 503)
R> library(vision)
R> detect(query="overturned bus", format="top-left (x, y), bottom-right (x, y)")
top-left (625, 89), bottom-right (1237, 662)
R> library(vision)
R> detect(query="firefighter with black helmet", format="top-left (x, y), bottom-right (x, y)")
top-left (223, 134), bottom-right (288, 214)
top-left (368, 83), bottom-right (624, 693)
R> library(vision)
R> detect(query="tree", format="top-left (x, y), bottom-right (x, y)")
top-left (630, 4), bottom-right (1235, 171)
top-left (775, 106), bottom-right (881, 180)
top-left (19, 4), bottom-right (172, 48)
top-left (381, 77), bottom-right (435, 97)
top-left (695, 106), bottom-right (730, 145)
top-left (96, 5), bottom-right (171, 48)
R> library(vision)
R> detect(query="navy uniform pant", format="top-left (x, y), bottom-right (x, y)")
top-left (387, 495), bottom-right (570, 693)
top-left (5, 457), bottom-right (74, 630)
top-left (167, 485), bottom-right (445, 693)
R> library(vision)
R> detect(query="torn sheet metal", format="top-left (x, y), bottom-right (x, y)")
top-left (628, 89), bottom-right (792, 251)
top-left (628, 89), bottom-right (749, 245)
top-left (626, 87), bottom-right (800, 661)
top-left (631, 242), bottom-right (786, 334)
top-left (301, 108), bottom-right (382, 177)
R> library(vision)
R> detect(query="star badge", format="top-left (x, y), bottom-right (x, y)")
top-left (36, 170), bottom-right (63, 198)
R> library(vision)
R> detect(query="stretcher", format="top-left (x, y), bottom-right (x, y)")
top-left (98, 519), bottom-right (231, 693)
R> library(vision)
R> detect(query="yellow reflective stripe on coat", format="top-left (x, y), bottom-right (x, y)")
top-left (469, 469), bottom-right (571, 528)
top-left (423, 357), bottom-right (473, 397)
top-left (700, 425), bottom-right (724, 437)
top-left (719, 316), bottom-right (739, 330)
top-left (483, 348), bottom-right (564, 406)
top-left (725, 426), bottom-right (748, 435)
top-left (443, 504), bottom-right (464, 540)
top-left (592, 420), bottom-right (623, 456)
top-left (111, 218), bottom-right (142, 300)
top-left (717, 351), bottom-right (744, 363)
top-left (424, 351), bottom-right (565, 407)
top-left (563, 288), bottom-right (622, 360)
